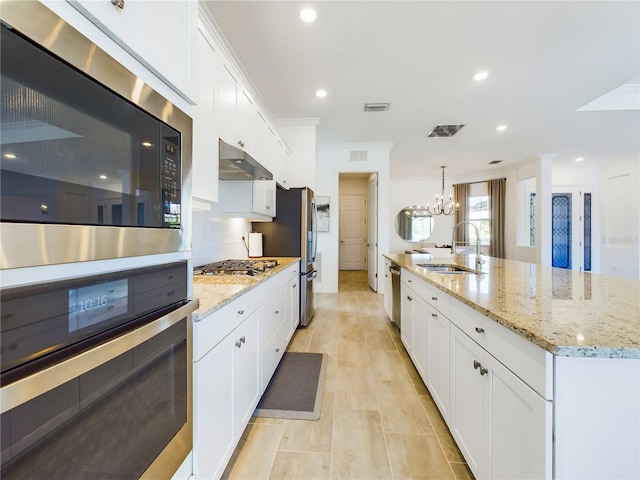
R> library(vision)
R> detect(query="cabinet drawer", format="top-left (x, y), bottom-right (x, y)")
top-left (260, 316), bottom-right (289, 392)
top-left (401, 269), bottom-right (428, 300)
top-left (259, 288), bottom-right (285, 347)
top-left (423, 281), bottom-right (451, 318)
top-left (451, 299), bottom-right (553, 400)
top-left (194, 287), bottom-right (262, 361)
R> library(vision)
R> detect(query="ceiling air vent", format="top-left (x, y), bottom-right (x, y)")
top-left (350, 150), bottom-right (368, 162)
top-left (364, 103), bottom-right (390, 112)
top-left (427, 124), bottom-right (465, 138)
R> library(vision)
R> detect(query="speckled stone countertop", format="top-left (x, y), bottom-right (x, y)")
top-left (192, 257), bottom-right (300, 321)
top-left (385, 253), bottom-right (640, 359)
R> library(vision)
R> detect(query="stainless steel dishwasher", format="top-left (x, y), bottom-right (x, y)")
top-left (390, 263), bottom-right (401, 329)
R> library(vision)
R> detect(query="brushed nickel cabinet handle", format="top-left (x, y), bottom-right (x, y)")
top-left (111, 0), bottom-right (125, 9)
top-left (475, 327), bottom-right (485, 334)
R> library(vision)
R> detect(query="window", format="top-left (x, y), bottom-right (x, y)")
top-left (468, 183), bottom-right (490, 246)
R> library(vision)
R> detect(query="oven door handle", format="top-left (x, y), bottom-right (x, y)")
top-left (0, 298), bottom-right (199, 414)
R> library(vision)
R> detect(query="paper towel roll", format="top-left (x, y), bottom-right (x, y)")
top-left (248, 232), bottom-right (263, 258)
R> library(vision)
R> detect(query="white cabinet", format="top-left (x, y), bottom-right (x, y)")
top-left (425, 302), bottom-right (450, 421)
top-left (400, 275), bottom-right (428, 380)
top-left (217, 179), bottom-right (276, 220)
top-left (450, 324), bottom-right (552, 480)
top-left (193, 262), bottom-right (300, 479)
top-left (194, 331), bottom-right (234, 480)
top-left (260, 263), bottom-right (300, 392)
top-left (192, 26), bottom-right (218, 202)
top-left (234, 312), bottom-right (260, 430)
top-left (215, 59), bottom-right (257, 157)
top-left (383, 259), bottom-right (392, 320)
top-left (68, 0), bottom-right (197, 102)
top-left (285, 266), bottom-right (300, 332)
top-left (194, 311), bottom-right (259, 480)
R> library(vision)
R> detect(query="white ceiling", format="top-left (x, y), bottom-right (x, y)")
top-left (203, 1), bottom-right (640, 178)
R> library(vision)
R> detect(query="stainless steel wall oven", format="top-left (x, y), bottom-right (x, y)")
top-left (0, 1), bottom-right (193, 270)
top-left (0, 262), bottom-right (197, 479)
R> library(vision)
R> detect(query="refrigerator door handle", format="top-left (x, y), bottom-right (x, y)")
top-left (306, 270), bottom-right (318, 281)
top-left (311, 196), bottom-right (318, 263)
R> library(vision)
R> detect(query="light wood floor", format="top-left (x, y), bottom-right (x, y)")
top-left (222, 270), bottom-right (474, 480)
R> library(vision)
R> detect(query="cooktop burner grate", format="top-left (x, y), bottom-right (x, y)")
top-left (194, 259), bottom-right (278, 276)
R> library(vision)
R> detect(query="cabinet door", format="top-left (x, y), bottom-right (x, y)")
top-left (236, 87), bottom-right (255, 154)
top-left (286, 271), bottom-right (300, 332)
top-left (383, 260), bottom-right (392, 320)
top-left (411, 294), bottom-right (428, 380)
top-left (194, 335), bottom-right (235, 480)
top-left (400, 283), bottom-right (413, 353)
top-left (216, 61), bottom-right (238, 146)
top-left (192, 28), bottom-right (218, 202)
top-left (68, 0), bottom-right (196, 102)
top-left (485, 354), bottom-right (552, 480)
top-left (450, 326), bottom-right (485, 477)
top-left (234, 312), bottom-right (260, 432)
top-left (252, 180), bottom-right (276, 216)
top-left (426, 304), bottom-right (451, 422)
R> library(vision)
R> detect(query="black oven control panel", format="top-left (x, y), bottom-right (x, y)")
top-left (0, 262), bottom-right (187, 384)
top-left (162, 140), bottom-right (181, 228)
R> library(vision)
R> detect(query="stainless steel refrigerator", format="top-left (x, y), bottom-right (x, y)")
top-left (252, 187), bottom-right (317, 326)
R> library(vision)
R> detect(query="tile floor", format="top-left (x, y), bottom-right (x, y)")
top-left (222, 270), bottom-right (474, 480)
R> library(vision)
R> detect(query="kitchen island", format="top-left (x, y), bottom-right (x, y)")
top-left (385, 253), bottom-right (639, 480)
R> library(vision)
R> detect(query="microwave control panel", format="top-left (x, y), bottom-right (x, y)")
top-left (162, 141), bottom-right (181, 228)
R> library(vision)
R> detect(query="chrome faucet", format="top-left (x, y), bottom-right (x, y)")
top-left (452, 221), bottom-right (485, 268)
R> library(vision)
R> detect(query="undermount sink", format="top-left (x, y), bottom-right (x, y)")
top-left (416, 263), bottom-right (483, 274)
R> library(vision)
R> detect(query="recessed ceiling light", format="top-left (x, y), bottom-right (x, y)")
top-left (4, 153), bottom-right (17, 159)
top-left (99, 174), bottom-right (108, 179)
top-left (575, 157), bottom-right (584, 162)
top-left (141, 141), bottom-right (153, 147)
top-left (300, 8), bottom-right (317, 23)
top-left (496, 125), bottom-right (507, 132)
top-left (474, 71), bottom-right (489, 81)
top-left (316, 89), bottom-right (327, 98)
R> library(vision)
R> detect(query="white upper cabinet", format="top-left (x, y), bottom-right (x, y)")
top-left (216, 60), bottom-right (239, 148)
top-left (68, 0), bottom-right (197, 103)
top-left (192, 26), bottom-right (218, 202)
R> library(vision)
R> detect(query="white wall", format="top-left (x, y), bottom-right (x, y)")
top-left (315, 143), bottom-right (392, 293)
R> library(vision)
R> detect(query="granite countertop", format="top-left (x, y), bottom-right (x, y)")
top-left (385, 253), bottom-right (640, 359)
top-left (192, 257), bottom-right (300, 321)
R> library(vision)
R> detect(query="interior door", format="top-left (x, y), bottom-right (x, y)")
top-left (339, 194), bottom-right (366, 270)
top-left (367, 174), bottom-right (378, 291)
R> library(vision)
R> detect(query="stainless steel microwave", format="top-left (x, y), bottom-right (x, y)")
top-left (0, 2), bottom-right (193, 270)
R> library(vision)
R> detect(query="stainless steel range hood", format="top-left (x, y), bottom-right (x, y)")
top-left (218, 139), bottom-right (273, 181)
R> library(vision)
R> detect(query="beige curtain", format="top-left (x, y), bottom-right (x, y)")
top-left (453, 183), bottom-right (469, 246)
top-left (489, 178), bottom-right (506, 258)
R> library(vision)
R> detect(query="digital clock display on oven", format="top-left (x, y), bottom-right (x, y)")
top-left (68, 279), bottom-right (129, 332)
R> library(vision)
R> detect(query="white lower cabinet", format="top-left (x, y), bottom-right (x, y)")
top-left (400, 280), bottom-right (428, 380)
top-left (450, 324), bottom-right (552, 479)
top-left (398, 266), bottom-right (551, 479)
top-left (193, 262), bottom-right (301, 479)
top-left (425, 302), bottom-right (451, 422)
top-left (194, 311), bottom-right (259, 480)
top-left (285, 267), bottom-right (300, 332)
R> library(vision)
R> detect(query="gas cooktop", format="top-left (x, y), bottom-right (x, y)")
top-left (194, 259), bottom-right (278, 276)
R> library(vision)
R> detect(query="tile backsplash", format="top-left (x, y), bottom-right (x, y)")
top-left (192, 211), bottom-right (252, 266)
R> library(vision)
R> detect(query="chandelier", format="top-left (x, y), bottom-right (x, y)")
top-left (425, 166), bottom-right (458, 216)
